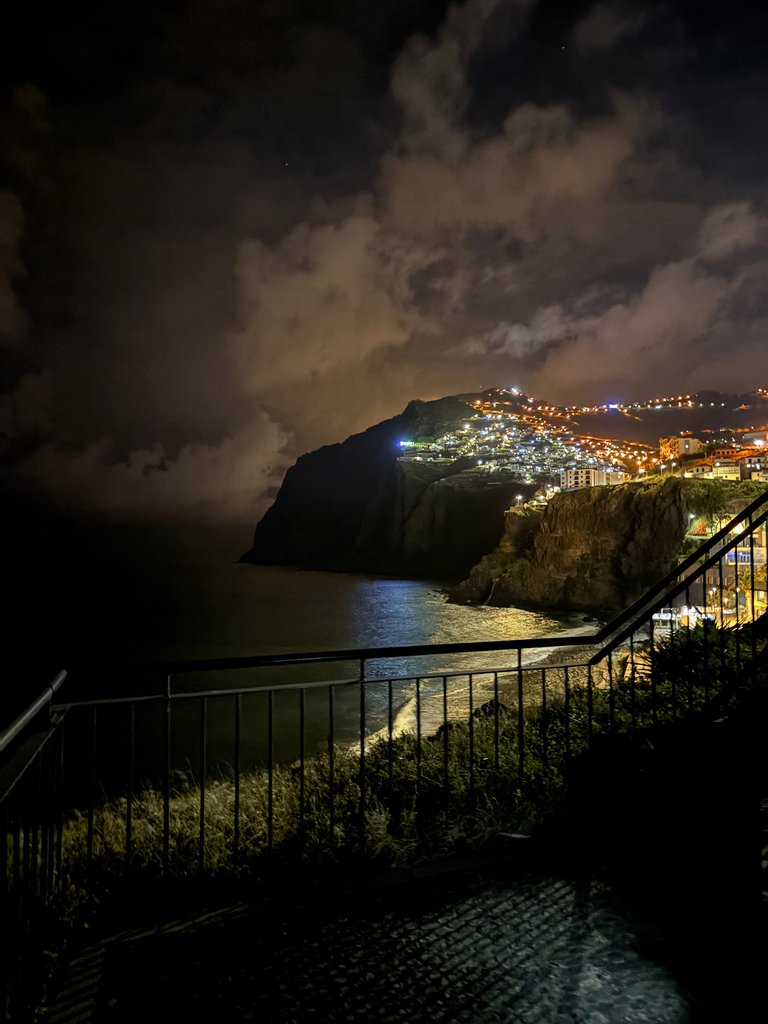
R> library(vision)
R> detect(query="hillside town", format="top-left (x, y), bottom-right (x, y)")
top-left (396, 387), bottom-right (768, 498)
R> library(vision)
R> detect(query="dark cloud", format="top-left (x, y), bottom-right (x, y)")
top-left (1, 0), bottom-right (766, 523)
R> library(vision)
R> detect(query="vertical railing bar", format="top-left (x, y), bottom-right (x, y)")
top-left (234, 693), bottom-right (241, 864)
top-left (416, 678), bottom-right (422, 794)
top-left (33, 757), bottom-right (43, 901)
top-left (360, 667), bottom-right (366, 851)
top-left (87, 706), bottom-right (97, 871)
top-left (387, 680), bottom-right (393, 802)
top-left (702, 570), bottom-right (711, 702)
top-left (734, 548), bottom-right (742, 689)
top-left (48, 726), bottom-right (58, 896)
top-left (328, 687), bottom-right (335, 850)
top-left (493, 671), bottom-right (500, 770)
top-left (1, 800), bottom-right (9, 1019)
top-left (749, 523), bottom-right (757, 665)
top-left (718, 560), bottom-right (727, 708)
top-left (40, 740), bottom-right (52, 905)
top-left (517, 650), bottom-right (524, 773)
top-left (629, 631), bottom-right (637, 736)
top-left (685, 584), bottom-right (693, 712)
top-left (298, 689), bottom-right (305, 855)
top-left (126, 702), bottom-right (135, 872)
top-left (442, 676), bottom-right (449, 791)
top-left (12, 805), bottom-right (21, 924)
top-left (468, 674), bottom-right (474, 794)
top-left (21, 782), bottom-right (31, 958)
top-left (267, 690), bottom-right (274, 856)
top-left (649, 620), bottom-right (657, 728)
top-left (563, 666), bottom-right (571, 768)
top-left (8, 805), bottom-right (21, 1022)
top-left (55, 720), bottom-right (64, 888)
top-left (163, 674), bottom-right (171, 875)
top-left (607, 650), bottom-right (615, 732)
top-left (31, 755), bottom-right (41, 902)
top-left (540, 668), bottom-right (547, 772)
top-left (587, 664), bottom-right (594, 745)
top-left (669, 615), bottom-right (677, 720)
top-left (199, 696), bottom-right (207, 872)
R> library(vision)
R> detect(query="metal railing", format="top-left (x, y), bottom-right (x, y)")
top-left (3, 488), bottom-right (767, 1020)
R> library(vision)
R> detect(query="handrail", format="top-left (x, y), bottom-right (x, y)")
top-left (0, 669), bottom-right (67, 753)
top-left (592, 507), bottom-right (768, 660)
top-left (594, 488), bottom-right (768, 642)
top-left (51, 656), bottom-right (597, 711)
top-left (69, 632), bottom-right (593, 680)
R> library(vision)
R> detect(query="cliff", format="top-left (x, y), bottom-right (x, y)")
top-left (241, 397), bottom-right (532, 578)
top-left (449, 478), bottom-right (745, 613)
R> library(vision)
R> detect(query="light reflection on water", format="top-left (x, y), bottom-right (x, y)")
top-left (60, 543), bottom-right (596, 783)
top-left (152, 566), bottom-right (593, 771)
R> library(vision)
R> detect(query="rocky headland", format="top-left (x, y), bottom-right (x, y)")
top-left (449, 477), bottom-right (763, 613)
top-left (242, 387), bottom-right (766, 608)
top-left (241, 396), bottom-right (534, 578)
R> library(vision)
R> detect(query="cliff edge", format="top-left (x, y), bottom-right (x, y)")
top-left (449, 478), bottom-right (762, 612)
top-left (241, 396), bottom-right (532, 578)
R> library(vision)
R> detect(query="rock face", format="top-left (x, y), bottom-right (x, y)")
top-left (450, 478), bottom-right (692, 612)
top-left (241, 397), bottom-right (532, 578)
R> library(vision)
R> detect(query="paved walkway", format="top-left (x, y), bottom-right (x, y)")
top-left (42, 853), bottom-right (759, 1024)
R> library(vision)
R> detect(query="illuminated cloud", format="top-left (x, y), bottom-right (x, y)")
top-left (1, 0), bottom-right (766, 522)
top-left (571, 2), bottom-right (648, 53)
top-left (15, 413), bottom-right (288, 523)
top-left (230, 211), bottom-right (430, 391)
top-left (698, 203), bottom-right (763, 262)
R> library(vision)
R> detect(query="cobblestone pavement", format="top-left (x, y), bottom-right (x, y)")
top-left (42, 861), bottom-right (750, 1024)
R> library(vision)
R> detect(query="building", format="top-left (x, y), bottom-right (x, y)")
top-left (559, 467), bottom-right (630, 490)
top-left (710, 446), bottom-right (744, 460)
top-left (711, 461), bottom-right (741, 480)
top-left (658, 436), bottom-right (704, 461)
top-left (683, 462), bottom-right (713, 478)
top-left (736, 451), bottom-right (768, 478)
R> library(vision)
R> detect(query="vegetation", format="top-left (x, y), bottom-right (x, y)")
top-left (49, 621), bottom-right (766, 911)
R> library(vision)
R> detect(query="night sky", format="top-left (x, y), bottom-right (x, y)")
top-left (2, 0), bottom-right (767, 526)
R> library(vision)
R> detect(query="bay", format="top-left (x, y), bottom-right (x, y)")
top-left (6, 517), bottom-right (591, 777)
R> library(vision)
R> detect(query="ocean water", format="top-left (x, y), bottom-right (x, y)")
top-left (6, 517), bottom-right (591, 770)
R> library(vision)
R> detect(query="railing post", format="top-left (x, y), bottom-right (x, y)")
top-left (162, 673), bottom-right (171, 875)
top-left (199, 696), bottom-right (207, 872)
top-left (234, 693), bottom-right (242, 864)
top-left (359, 657), bottom-right (366, 855)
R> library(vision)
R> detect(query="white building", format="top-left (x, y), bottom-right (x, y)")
top-left (711, 461), bottom-right (741, 480)
top-left (683, 463), bottom-right (713, 478)
top-left (559, 467), bottom-right (630, 490)
top-left (739, 453), bottom-right (768, 478)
